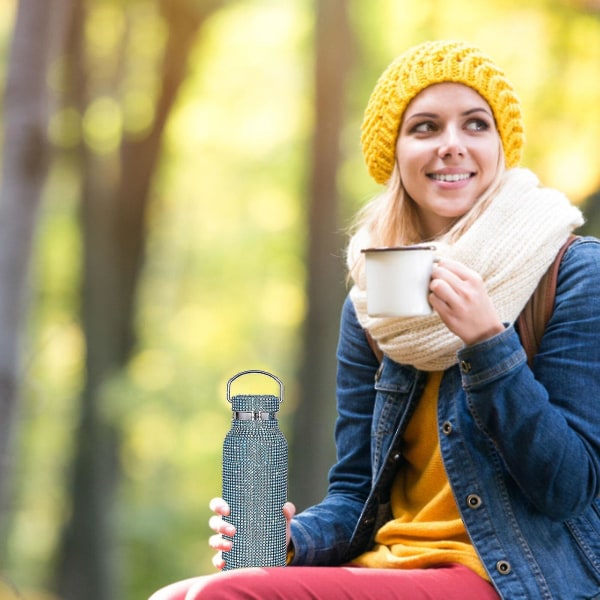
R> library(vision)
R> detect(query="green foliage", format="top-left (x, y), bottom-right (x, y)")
top-left (2, 0), bottom-right (600, 598)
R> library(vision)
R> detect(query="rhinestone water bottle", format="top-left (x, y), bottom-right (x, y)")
top-left (222, 370), bottom-right (288, 570)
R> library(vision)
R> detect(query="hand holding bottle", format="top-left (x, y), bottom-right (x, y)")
top-left (208, 497), bottom-right (296, 570)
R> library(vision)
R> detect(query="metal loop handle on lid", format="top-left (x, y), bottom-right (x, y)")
top-left (226, 370), bottom-right (284, 405)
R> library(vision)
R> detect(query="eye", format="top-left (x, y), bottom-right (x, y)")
top-left (465, 118), bottom-right (490, 132)
top-left (411, 121), bottom-right (437, 134)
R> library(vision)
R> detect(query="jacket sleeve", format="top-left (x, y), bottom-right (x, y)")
top-left (458, 237), bottom-right (600, 519)
top-left (290, 295), bottom-right (379, 565)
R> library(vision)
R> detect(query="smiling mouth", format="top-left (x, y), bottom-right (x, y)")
top-left (428, 173), bottom-right (473, 182)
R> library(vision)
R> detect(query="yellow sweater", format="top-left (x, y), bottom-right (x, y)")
top-left (352, 371), bottom-right (488, 580)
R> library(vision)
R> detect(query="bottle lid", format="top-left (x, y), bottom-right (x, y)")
top-left (227, 370), bottom-right (284, 413)
top-left (230, 394), bottom-right (280, 412)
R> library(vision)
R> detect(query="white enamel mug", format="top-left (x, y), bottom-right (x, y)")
top-left (362, 245), bottom-right (436, 317)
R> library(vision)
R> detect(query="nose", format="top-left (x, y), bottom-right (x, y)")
top-left (437, 126), bottom-right (466, 159)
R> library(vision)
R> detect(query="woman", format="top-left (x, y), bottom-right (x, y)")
top-left (150, 40), bottom-right (600, 599)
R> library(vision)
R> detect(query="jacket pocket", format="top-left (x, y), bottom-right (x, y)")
top-left (370, 360), bottom-right (420, 476)
top-left (566, 499), bottom-right (600, 577)
top-left (372, 359), bottom-right (415, 434)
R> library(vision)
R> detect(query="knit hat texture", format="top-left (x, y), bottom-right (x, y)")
top-left (361, 40), bottom-right (525, 185)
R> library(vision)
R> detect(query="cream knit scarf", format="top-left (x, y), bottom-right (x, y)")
top-left (348, 168), bottom-right (584, 371)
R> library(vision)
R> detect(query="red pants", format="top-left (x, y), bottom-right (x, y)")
top-left (149, 564), bottom-right (500, 600)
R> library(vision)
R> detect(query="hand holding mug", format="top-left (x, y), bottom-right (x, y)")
top-left (429, 258), bottom-right (504, 345)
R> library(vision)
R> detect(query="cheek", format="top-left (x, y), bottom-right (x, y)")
top-left (479, 144), bottom-right (501, 181)
top-left (396, 159), bottom-right (419, 198)
top-left (478, 134), bottom-right (502, 164)
top-left (395, 140), bottom-right (425, 179)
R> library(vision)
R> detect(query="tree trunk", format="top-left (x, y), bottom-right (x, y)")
top-left (53, 1), bottom-right (212, 598)
top-left (290, 0), bottom-right (354, 510)
top-left (580, 189), bottom-right (600, 237)
top-left (0, 0), bottom-right (52, 531)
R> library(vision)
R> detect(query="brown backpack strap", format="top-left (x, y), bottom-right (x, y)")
top-left (517, 234), bottom-right (578, 367)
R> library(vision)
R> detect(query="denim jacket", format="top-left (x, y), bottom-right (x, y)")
top-left (290, 236), bottom-right (600, 599)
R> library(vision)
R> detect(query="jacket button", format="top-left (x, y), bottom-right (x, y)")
top-left (496, 560), bottom-right (512, 575)
top-left (460, 360), bottom-right (472, 373)
top-left (442, 421), bottom-right (453, 435)
top-left (392, 453), bottom-right (402, 462)
top-left (466, 494), bottom-right (482, 509)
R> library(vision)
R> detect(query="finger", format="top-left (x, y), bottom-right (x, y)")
top-left (435, 258), bottom-right (477, 280)
top-left (208, 515), bottom-right (220, 532)
top-left (209, 532), bottom-right (233, 552)
top-left (435, 261), bottom-right (486, 296)
top-left (432, 263), bottom-right (472, 290)
top-left (432, 261), bottom-right (486, 306)
top-left (208, 515), bottom-right (236, 536)
top-left (209, 497), bottom-right (230, 516)
top-left (430, 265), bottom-right (463, 305)
top-left (283, 502), bottom-right (296, 522)
top-left (430, 273), bottom-right (461, 309)
top-left (428, 289), bottom-right (447, 311)
top-left (211, 551), bottom-right (226, 571)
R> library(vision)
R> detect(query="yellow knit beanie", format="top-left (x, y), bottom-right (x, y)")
top-left (361, 40), bottom-right (524, 185)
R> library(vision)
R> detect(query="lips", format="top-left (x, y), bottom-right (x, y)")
top-left (427, 172), bottom-right (474, 182)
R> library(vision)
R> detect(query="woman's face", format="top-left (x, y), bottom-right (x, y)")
top-left (396, 82), bottom-right (501, 239)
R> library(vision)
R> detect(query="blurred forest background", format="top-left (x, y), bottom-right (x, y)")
top-left (0, 0), bottom-right (599, 599)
